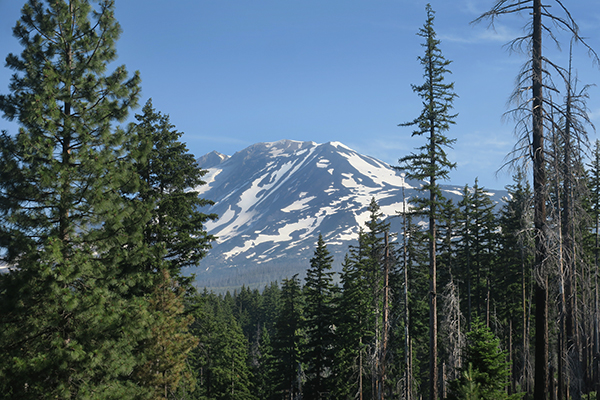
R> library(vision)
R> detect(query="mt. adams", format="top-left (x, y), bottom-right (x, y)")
top-left (191, 140), bottom-right (504, 290)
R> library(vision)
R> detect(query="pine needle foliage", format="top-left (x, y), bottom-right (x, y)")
top-left (0, 1), bottom-right (151, 398)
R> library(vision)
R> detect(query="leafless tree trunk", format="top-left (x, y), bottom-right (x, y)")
top-left (441, 276), bottom-right (464, 389)
top-left (402, 186), bottom-right (413, 400)
top-left (379, 232), bottom-right (390, 400)
top-left (475, 1), bottom-right (598, 398)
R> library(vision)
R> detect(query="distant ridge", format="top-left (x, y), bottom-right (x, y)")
top-left (189, 140), bottom-right (506, 291)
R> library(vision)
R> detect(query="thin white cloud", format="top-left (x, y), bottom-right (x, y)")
top-left (462, 0), bottom-right (488, 16)
top-left (441, 24), bottom-right (522, 44)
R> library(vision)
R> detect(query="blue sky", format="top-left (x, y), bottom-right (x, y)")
top-left (1, 1), bottom-right (600, 190)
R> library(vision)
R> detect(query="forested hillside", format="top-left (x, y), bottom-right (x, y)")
top-left (0, 1), bottom-right (599, 400)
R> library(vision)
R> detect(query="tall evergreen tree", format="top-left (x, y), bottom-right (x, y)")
top-left (0, 1), bottom-right (151, 397)
top-left (586, 141), bottom-right (600, 396)
top-left (400, 212), bottom-right (430, 397)
top-left (333, 252), bottom-right (371, 400)
top-left (398, 4), bottom-right (457, 399)
top-left (272, 275), bottom-right (305, 399)
top-left (303, 234), bottom-right (336, 400)
top-left (133, 99), bottom-right (217, 280)
top-left (129, 100), bottom-right (217, 398)
top-left (191, 292), bottom-right (256, 400)
top-left (333, 198), bottom-right (396, 399)
top-left (496, 171), bottom-right (534, 395)
top-left (134, 269), bottom-right (198, 400)
top-left (456, 180), bottom-right (498, 326)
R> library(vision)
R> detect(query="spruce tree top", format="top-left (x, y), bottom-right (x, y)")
top-left (398, 3), bottom-right (457, 186)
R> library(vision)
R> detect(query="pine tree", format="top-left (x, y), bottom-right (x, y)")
top-left (333, 252), bottom-right (371, 400)
top-left (398, 5), bottom-right (458, 399)
top-left (272, 275), bottom-right (304, 399)
top-left (129, 100), bottom-right (218, 398)
top-left (456, 180), bottom-right (498, 326)
top-left (587, 141), bottom-right (600, 396)
top-left (253, 325), bottom-right (276, 400)
top-left (496, 171), bottom-right (534, 394)
top-left (191, 292), bottom-right (256, 400)
top-left (333, 199), bottom-right (396, 399)
top-left (0, 1), bottom-right (151, 397)
top-left (448, 319), bottom-right (514, 400)
top-left (133, 99), bottom-right (217, 280)
top-left (303, 234), bottom-right (336, 400)
top-left (134, 269), bottom-right (198, 400)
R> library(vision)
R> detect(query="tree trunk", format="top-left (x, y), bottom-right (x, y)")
top-left (380, 232), bottom-right (390, 400)
top-left (532, 0), bottom-right (549, 398)
top-left (403, 185), bottom-right (412, 400)
top-left (429, 165), bottom-right (438, 400)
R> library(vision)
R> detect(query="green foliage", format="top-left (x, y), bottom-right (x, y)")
top-left (134, 99), bottom-right (217, 277)
top-left (332, 198), bottom-right (400, 399)
top-left (302, 234), bottom-right (336, 399)
top-left (455, 180), bottom-right (498, 325)
top-left (397, 6), bottom-right (458, 398)
top-left (0, 1), bottom-right (151, 397)
top-left (400, 213), bottom-right (431, 394)
top-left (135, 269), bottom-right (199, 400)
top-left (455, 364), bottom-right (481, 400)
top-left (190, 293), bottom-right (257, 400)
top-left (449, 320), bottom-right (514, 400)
top-left (271, 275), bottom-right (304, 399)
top-left (398, 3), bottom-right (457, 214)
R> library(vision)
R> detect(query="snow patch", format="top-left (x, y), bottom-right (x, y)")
top-left (194, 168), bottom-right (221, 195)
top-left (329, 141), bottom-right (352, 151)
top-left (281, 196), bottom-right (316, 213)
top-left (445, 189), bottom-right (464, 197)
top-left (316, 159), bottom-right (330, 168)
top-left (343, 152), bottom-right (412, 189)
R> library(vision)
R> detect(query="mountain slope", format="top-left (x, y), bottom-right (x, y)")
top-left (190, 140), bottom-right (504, 290)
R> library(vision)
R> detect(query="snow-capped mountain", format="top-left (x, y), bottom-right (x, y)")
top-left (190, 140), bottom-right (505, 290)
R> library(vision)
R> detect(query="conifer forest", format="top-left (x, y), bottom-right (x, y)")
top-left (1, 1), bottom-right (600, 400)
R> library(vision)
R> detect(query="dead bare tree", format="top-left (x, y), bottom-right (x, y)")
top-left (474, 2), bottom-right (598, 399)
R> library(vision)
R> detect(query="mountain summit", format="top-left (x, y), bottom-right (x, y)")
top-left (191, 140), bottom-right (503, 290)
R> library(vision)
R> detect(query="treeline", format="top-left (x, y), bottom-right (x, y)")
top-left (190, 170), bottom-right (599, 399)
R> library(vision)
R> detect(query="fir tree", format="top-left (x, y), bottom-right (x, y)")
top-left (448, 319), bottom-right (515, 400)
top-left (333, 252), bottom-right (371, 400)
top-left (0, 1), bottom-right (151, 397)
top-left (398, 4), bottom-right (457, 399)
top-left (130, 100), bottom-right (217, 398)
top-left (134, 269), bottom-right (198, 400)
top-left (272, 275), bottom-right (304, 399)
top-left (133, 99), bottom-right (216, 282)
top-left (191, 292), bottom-right (257, 400)
top-left (456, 180), bottom-right (498, 326)
top-left (303, 234), bottom-right (336, 400)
